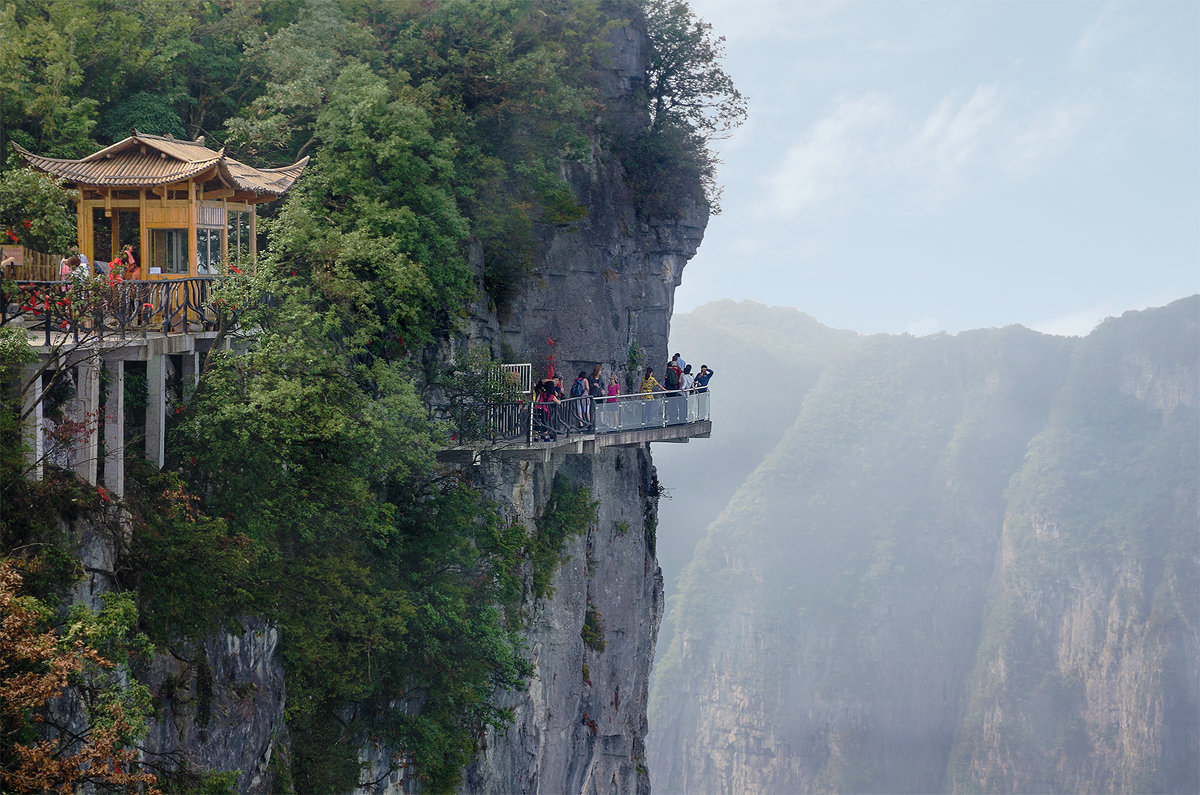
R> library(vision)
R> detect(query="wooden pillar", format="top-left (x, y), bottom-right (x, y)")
top-left (109, 201), bottom-right (119, 261)
top-left (72, 360), bottom-right (100, 484)
top-left (102, 358), bottom-right (125, 497)
top-left (145, 353), bottom-right (166, 468)
top-left (187, 181), bottom-right (197, 273)
top-left (21, 364), bottom-right (44, 481)
top-left (187, 181), bottom-right (197, 328)
top-left (76, 195), bottom-right (87, 257)
top-left (139, 189), bottom-right (148, 275)
top-left (249, 205), bottom-right (257, 269)
top-left (220, 199), bottom-right (228, 264)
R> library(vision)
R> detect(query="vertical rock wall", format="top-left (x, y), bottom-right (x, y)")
top-left (463, 449), bottom-right (664, 793)
top-left (371, 19), bottom-right (709, 794)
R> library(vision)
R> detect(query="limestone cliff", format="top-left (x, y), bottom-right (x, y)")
top-left (363, 18), bottom-right (707, 795)
top-left (21, 13), bottom-right (706, 793)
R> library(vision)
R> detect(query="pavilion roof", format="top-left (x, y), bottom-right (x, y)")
top-left (12, 131), bottom-right (308, 200)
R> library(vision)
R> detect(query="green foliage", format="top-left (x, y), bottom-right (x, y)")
top-left (0, 168), bottom-right (78, 254)
top-left (169, 270), bottom-right (530, 789)
top-left (159, 768), bottom-right (241, 795)
top-left (642, 0), bottom-right (746, 140)
top-left (617, 0), bottom-right (744, 216)
top-left (581, 602), bottom-right (606, 651)
top-left (97, 91), bottom-right (185, 142)
top-left (120, 464), bottom-right (260, 644)
top-left (62, 591), bottom-right (155, 742)
top-left (531, 474), bottom-right (598, 600)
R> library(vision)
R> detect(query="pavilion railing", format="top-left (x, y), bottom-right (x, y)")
top-left (0, 278), bottom-right (222, 345)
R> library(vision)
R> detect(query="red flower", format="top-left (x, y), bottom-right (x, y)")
top-left (230, 264), bottom-right (243, 275)
top-left (22, 220), bottom-right (31, 229)
top-left (97, 486), bottom-right (111, 503)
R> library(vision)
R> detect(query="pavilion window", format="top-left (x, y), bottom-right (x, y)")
top-left (150, 228), bottom-right (189, 274)
top-left (197, 228), bottom-right (221, 275)
top-left (227, 210), bottom-right (251, 266)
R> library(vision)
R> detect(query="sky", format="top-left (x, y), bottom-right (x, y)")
top-left (673, 0), bottom-right (1200, 336)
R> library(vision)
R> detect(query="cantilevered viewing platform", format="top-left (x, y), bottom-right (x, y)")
top-left (435, 390), bottom-right (713, 464)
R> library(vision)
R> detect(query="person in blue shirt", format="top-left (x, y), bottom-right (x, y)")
top-left (694, 365), bottom-right (714, 392)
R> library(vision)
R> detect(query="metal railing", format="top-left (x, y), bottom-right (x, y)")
top-left (433, 389), bottom-right (711, 446)
top-left (499, 363), bottom-right (532, 394)
top-left (0, 278), bottom-right (222, 345)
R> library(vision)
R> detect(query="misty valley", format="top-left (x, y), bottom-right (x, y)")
top-left (650, 296), bottom-right (1198, 794)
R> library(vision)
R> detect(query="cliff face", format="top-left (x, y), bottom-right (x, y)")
top-left (463, 450), bottom-right (664, 793)
top-left (946, 300), bottom-right (1200, 793)
top-left (64, 522), bottom-right (289, 794)
top-left (650, 297), bottom-right (1198, 793)
top-left (459, 23), bottom-right (706, 790)
top-left (364, 21), bottom-right (707, 794)
top-left (39, 18), bottom-right (703, 793)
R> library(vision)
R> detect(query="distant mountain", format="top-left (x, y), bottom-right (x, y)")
top-left (654, 301), bottom-right (860, 590)
top-left (649, 297), bottom-right (1198, 793)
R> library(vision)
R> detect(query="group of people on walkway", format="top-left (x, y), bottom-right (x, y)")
top-left (529, 354), bottom-right (714, 441)
top-left (640, 353), bottom-right (715, 397)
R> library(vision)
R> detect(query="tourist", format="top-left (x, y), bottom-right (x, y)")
top-left (680, 364), bottom-right (695, 392)
top-left (120, 246), bottom-right (140, 280)
top-left (640, 367), bottom-right (663, 397)
top-left (694, 365), bottom-right (715, 392)
top-left (589, 365), bottom-right (605, 399)
top-left (605, 376), bottom-right (621, 402)
top-left (663, 358), bottom-right (682, 393)
top-left (534, 378), bottom-right (561, 441)
top-left (570, 371), bottom-right (591, 427)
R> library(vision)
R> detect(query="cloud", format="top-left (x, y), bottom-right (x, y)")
top-left (913, 85), bottom-right (1002, 178)
top-left (764, 84), bottom-right (1095, 217)
top-left (764, 93), bottom-right (896, 215)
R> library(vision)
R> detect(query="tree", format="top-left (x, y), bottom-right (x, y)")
top-left (0, 561), bottom-right (157, 794)
top-left (0, 168), bottom-right (77, 255)
top-left (643, 0), bottom-right (746, 140)
top-left (619, 0), bottom-right (746, 216)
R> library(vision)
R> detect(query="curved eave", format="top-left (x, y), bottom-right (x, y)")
top-left (219, 156), bottom-right (309, 198)
top-left (13, 142), bottom-right (219, 188)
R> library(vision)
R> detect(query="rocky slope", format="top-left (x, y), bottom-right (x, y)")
top-left (650, 297), bottom-right (1198, 793)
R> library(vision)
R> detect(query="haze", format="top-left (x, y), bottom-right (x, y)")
top-left (674, 0), bottom-right (1199, 336)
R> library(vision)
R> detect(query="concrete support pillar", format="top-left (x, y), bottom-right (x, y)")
top-left (145, 353), bottom-right (166, 468)
top-left (103, 359), bottom-right (125, 497)
top-left (72, 361), bottom-right (100, 484)
top-left (20, 364), bottom-right (44, 481)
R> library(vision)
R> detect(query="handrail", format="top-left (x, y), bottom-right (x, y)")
top-left (432, 389), bottom-right (711, 446)
top-left (0, 278), bottom-right (224, 345)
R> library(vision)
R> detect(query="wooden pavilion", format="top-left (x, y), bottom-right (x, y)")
top-left (13, 131), bottom-right (307, 278)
